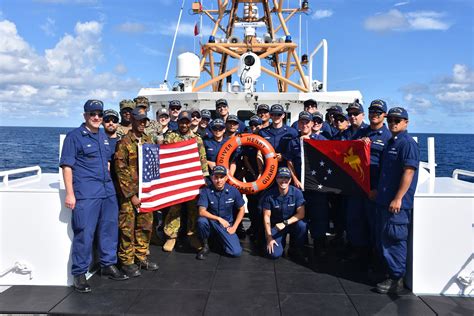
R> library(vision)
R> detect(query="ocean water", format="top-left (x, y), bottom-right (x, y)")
top-left (0, 126), bottom-right (473, 182)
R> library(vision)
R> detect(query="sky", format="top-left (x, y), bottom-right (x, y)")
top-left (0, 0), bottom-right (472, 133)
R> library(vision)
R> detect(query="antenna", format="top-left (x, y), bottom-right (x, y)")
top-left (164, 0), bottom-right (186, 83)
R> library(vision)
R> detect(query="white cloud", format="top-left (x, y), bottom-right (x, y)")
top-left (41, 17), bottom-right (56, 37)
top-left (114, 63), bottom-right (127, 74)
top-left (312, 10), bottom-right (333, 20)
top-left (394, 1), bottom-right (409, 7)
top-left (0, 19), bottom-right (140, 120)
top-left (401, 64), bottom-right (474, 113)
top-left (117, 22), bottom-right (146, 33)
top-left (364, 9), bottom-right (451, 32)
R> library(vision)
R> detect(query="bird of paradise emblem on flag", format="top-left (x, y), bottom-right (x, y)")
top-left (343, 147), bottom-right (365, 181)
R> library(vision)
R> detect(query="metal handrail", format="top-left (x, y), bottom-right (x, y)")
top-left (0, 166), bottom-right (42, 187)
top-left (452, 169), bottom-right (474, 180)
top-left (308, 39), bottom-right (328, 92)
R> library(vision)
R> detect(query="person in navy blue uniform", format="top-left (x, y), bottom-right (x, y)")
top-left (321, 105), bottom-right (342, 139)
top-left (60, 99), bottom-right (127, 293)
top-left (285, 111), bottom-right (329, 256)
top-left (215, 98), bottom-right (246, 133)
top-left (262, 167), bottom-right (306, 259)
top-left (197, 109), bottom-right (213, 140)
top-left (345, 100), bottom-right (368, 140)
top-left (375, 107), bottom-right (419, 294)
top-left (168, 100), bottom-right (182, 131)
top-left (344, 100), bottom-right (392, 264)
top-left (204, 119), bottom-right (229, 171)
top-left (258, 104), bottom-right (298, 168)
top-left (311, 111), bottom-right (325, 136)
top-left (102, 109), bottom-right (120, 159)
top-left (196, 165), bottom-right (246, 260)
top-left (256, 103), bottom-right (271, 129)
top-left (291, 99), bottom-right (319, 130)
top-left (331, 112), bottom-right (350, 140)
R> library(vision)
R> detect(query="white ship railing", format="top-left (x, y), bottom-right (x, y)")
top-left (0, 166), bottom-right (42, 187)
top-left (452, 169), bottom-right (474, 180)
top-left (308, 39), bottom-right (328, 92)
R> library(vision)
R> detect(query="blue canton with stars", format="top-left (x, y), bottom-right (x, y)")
top-left (142, 144), bottom-right (160, 182)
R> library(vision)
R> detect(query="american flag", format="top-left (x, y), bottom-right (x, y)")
top-left (138, 138), bottom-right (206, 212)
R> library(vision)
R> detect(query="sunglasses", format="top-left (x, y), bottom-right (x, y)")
top-left (369, 111), bottom-right (384, 116)
top-left (170, 106), bottom-right (181, 111)
top-left (257, 110), bottom-right (269, 115)
top-left (216, 105), bottom-right (228, 110)
top-left (88, 111), bottom-right (103, 118)
top-left (313, 119), bottom-right (323, 124)
top-left (191, 114), bottom-right (201, 119)
top-left (211, 126), bottom-right (225, 131)
top-left (348, 112), bottom-right (361, 117)
top-left (387, 118), bottom-right (403, 124)
top-left (270, 113), bottom-right (283, 117)
top-left (335, 117), bottom-right (347, 123)
top-left (104, 117), bottom-right (118, 123)
top-left (121, 109), bottom-right (132, 114)
top-left (159, 115), bottom-right (170, 119)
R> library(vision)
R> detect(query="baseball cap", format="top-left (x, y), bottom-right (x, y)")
top-left (103, 109), bottom-right (119, 119)
top-left (333, 112), bottom-right (349, 121)
top-left (177, 110), bottom-right (191, 121)
top-left (226, 114), bottom-right (239, 123)
top-left (131, 107), bottom-right (149, 121)
top-left (249, 115), bottom-right (262, 126)
top-left (276, 167), bottom-right (291, 178)
top-left (84, 99), bottom-right (103, 112)
top-left (346, 99), bottom-right (364, 113)
top-left (134, 96), bottom-right (149, 109)
top-left (298, 111), bottom-right (312, 121)
top-left (387, 107), bottom-right (409, 119)
top-left (210, 118), bottom-right (225, 128)
top-left (312, 111), bottom-right (324, 121)
top-left (212, 165), bottom-right (227, 176)
top-left (119, 99), bottom-right (135, 111)
top-left (215, 99), bottom-right (228, 107)
top-left (270, 104), bottom-right (284, 114)
top-left (257, 104), bottom-right (270, 112)
top-left (327, 105), bottom-right (343, 113)
top-left (156, 108), bottom-right (169, 117)
top-left (369, 99), bottom-right (388, 113)
top-left (303, 99), bottom-right (318, 108)
top-left (169, 100), bottom-right (182, 108)
top-left (201, 109), bottom-right (212, 120)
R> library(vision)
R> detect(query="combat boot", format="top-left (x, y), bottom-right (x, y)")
top-left (188, 234), bottom-right (202, 250)
top-left (376, 277), bottom-right (404, 294)
top-left (196, 240), bottom-right (210, 260)
top-left (313, 236), bottom-right (328, 258)
top-left (73, 274), bottom-right (91, 293)
top-left (163, 238), bottom-right (177, 252)
top-left (121, 263), bottom-right (141, 278)
top-left (136, 258), bottom-right (159, 271)
top-left (100, 265), bottom-right (129, 280)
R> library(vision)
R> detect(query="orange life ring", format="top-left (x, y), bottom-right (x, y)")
top-left (216, 133), bottom-right (278, 194)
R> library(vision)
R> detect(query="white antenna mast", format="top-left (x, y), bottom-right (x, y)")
top-left (164, 0), bottom-right (186, 83)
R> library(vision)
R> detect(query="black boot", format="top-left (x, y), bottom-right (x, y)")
top-left (121, 263), bottom-right (141, 278)
top-left (376, 277), bottom-right (404, 294)
top-left (136, 258), bottom-right (159, 271)
top-left (100, 265), bottom-right (129, 280)
top-left (73, 274), bottom-right (91, 293)
top-left (313, 237), bottom-right (328, 257)
top-left (196, 240), bottom-right (210, 260)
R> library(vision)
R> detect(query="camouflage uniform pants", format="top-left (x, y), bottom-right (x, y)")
top-left (118, 199), bottom-right (153, 265)
top-left (163, 199), bottom-right (198, 238)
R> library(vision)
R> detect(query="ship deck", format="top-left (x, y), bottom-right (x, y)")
top-left (0, 234), bottom-right (473, 315)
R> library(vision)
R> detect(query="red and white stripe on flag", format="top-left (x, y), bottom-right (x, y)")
top-left (138, 138), bottom-right (205, 212)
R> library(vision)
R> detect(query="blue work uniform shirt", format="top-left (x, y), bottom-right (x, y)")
top-left (285, 133), bottom-right (327, 181)
top-left (169, 120), bottom-right (178, 131)
top-left (204, 136), bottom-right (229, 163)
top-left (197, 183), bottom-right (245, 223)
top-left (376, 131), bottom-right (420, 209)
top-left (60, 123), bottom-right (116, 200)
top-left (261, 186), bottom-right (305, 224)
top-left (258, 125), bottom-right (298, 157)
top-left (345, 122), bottom-right (369, 140)
top-left (357, 124), bottom-right (392, 190)
top-left (321, 121), bottom-right (336, 139)
top-left (107, 136), bottom-right (119, 161)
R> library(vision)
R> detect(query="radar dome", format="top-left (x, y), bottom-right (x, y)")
top-left (176, 52), bottom-right (200, 80)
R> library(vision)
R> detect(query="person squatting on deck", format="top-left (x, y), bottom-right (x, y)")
top-left (114, 108), bottom-right (159, 278)
top-left (60, 99), bottom-right (128, 294)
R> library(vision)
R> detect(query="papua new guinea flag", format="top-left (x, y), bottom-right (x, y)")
top-left (303, 139), bottom-right (370, 195)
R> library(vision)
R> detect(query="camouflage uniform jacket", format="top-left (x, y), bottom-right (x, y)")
top-left (116, 124), bottom-right (132, 139)
top-left (164, 130), bottom-right (209, 177)
top-left (114, 130), bottom-right (154, 199)
top-left (145, 119), bottom-right (162, 144)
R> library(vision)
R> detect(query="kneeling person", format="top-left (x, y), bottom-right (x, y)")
top-left (196, 166), bottom-right (245, 260)
top-left (263, 167), bottom-right (306, 259)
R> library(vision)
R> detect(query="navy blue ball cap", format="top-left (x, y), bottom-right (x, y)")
top-left (169, 100), bottom-right (181, 108)
top-left (177, 110), bottom-right (191, 121)
top-left (298, 111), bottom-right (312, 121)
top-left (387, 107), bottom-right (409, 119)
top-left (312, 111), bottom-right (324, 121)
top-left (84, 99), bottom-right (103, 112)
top-left (328, 105), bottom-right (343, 113)
top-left (270, 104), bottom-right (284, 114)
top-left (249, 115), bottom-right (262, 125)
top-left (277, 167), bottom-right (291, 178)
top-left (201, 109), bottom-right (211, 119)
top-left (226, 114), bottom-right (239, 123)
top-left (257, 104), bottom-right (270, 112)
top-left (211, 118), bottom-right (225, 128)
top-left (303, 99), bottom-right (318, 108)
top-left (369, 99), bottom-right (387, 113)
top-left (346, 99), bottom-right (364, 113)
top-left (215, 98), bottom-right (228, 107)
top-left (103, 109), bottom-right (119, 119)
top-left (333, 112), bottom-right (349, 121)
top-left (131, 107), bottom-right (149, 121)
top-left (212, 165), bottom-right (227, 176)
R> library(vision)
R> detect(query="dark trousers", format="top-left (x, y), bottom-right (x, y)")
top-left (197, 217), bottom-right (242, 257)
top-left (266, 221), bottom-right (307, 259)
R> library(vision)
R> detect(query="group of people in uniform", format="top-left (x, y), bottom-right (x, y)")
top-left (60, 95), bottom-right (419, 296)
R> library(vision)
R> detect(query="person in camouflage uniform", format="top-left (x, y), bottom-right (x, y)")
top-left (162, 110), bottom-right (209, 252)
top-left (134, 96), bottom-right (162, 143)
top-left (114, 108), bottom-right (159, 277)
top-left (116, 99), bottom-right (135, 139)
